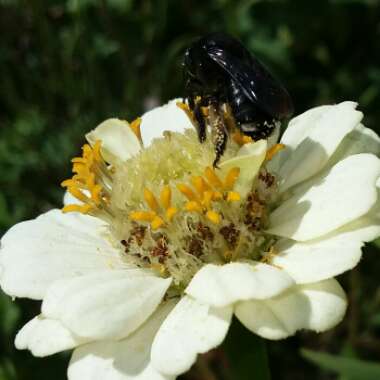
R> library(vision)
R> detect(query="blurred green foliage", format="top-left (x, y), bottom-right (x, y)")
top-left (0, 0), bottom-right (380, 379)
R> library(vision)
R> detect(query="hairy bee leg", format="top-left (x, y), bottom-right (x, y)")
top-left (209, 100), bottom-right (228, 168)
top-left (194, 100), bottom-right (207, 143)
top-left (187, 97), bottom-right (206, 143)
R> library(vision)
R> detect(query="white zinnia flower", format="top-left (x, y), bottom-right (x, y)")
top-left (1, 99), bottom-right (380, 380)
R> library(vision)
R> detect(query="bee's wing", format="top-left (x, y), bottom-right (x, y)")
top-left (207, 46), bottom-right (293, 119)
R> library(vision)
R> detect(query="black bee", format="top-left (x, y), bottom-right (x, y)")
top-left (182, 32), bottom-right (294, 166)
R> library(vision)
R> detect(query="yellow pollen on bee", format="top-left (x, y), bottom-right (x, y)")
top-left (130, 117), bottom-right (142, 140)
top-left (266, 143), bottom-right (285, 161)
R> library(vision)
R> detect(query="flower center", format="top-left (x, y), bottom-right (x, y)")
top-left (62, 125), bottom-right (282, 289)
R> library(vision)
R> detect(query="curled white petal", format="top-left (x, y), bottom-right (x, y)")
top-left (15, 315), bottom-right (89, 357)
top-left (186, 262), bottom-right (294, 307)
top-left (140, 99), bottom-right (193, 147)
top-left (151, 295), bottom-right (232, 376)
top-left (328, 123), bottom-right (380, 167)
top-left (236, 279), bottom-right (347, 340)
top-left (86, 118), bottom-right (141, 163)
top-left (279, 101), bottom-right (363, 192)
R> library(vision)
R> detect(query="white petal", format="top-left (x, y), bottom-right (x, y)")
top-left (15, 315), bottom-right (88, 357)
top-left (328, 123), bottom-right (380, 168)
top-left (151, 295), bottom-right (232, 376)
top-left (0, 209), bottom-right (121, 300)
top-left (42, 270), bottom-right (171, 340)
top-left (273, 237), bottom-right (363, 284)
top-left (86, 118), bottom-right (141, 163)
top-left (186, 262), bottom-right (294, 307)
top-left (236, 279), bottom-right (347, 340)
top-left (330, 200), bottom-right (380, 242)
top-left (140, 99), bottom-right (193, 147)
top-left (279, 102), bottom-right (363, 192)
top-left (267, 124), bottom-right (281, 148)
top-left (268, 153), bottom-right (380, 241)
top-left (280, 104), bottom-right (338, 149)
top-left (68, 301), bottom-right (176, 380)
top-left (220, 139), bottom-right (267, 197)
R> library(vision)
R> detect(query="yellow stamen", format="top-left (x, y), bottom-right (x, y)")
top-left (166, 207), bottom-right (177, 221)
top-left (202, 191), bottom-right (214, 208)
top-left (266, 143), bottom-right (285, 161)
top-left (224, 167), bottom-right (240, 190)
top-left (92, 140), bottom-right (102, 162)
top-left (232, 131), bottom-right (253, 145)
top-left (185, 201), bottom-right (202, 213)
top-left (206, 210), bottom-right (221, 224)
top-left (176, 102), bottom-right (195, 123)
top-left (62, 204), bottom-right (93, 214)
top-left (129, 211), bottom-right (156, 222)
top-left (72, 162), bottom-right (88, 175)
top-left (151, 215), bottom-right (164, 230)
top-left (222, 104), bottom-right (236, 131)
top-left (86, 172), bottom-right (96, 189)
top-left (177, 183), bottom-right (198, 201)
top-left (212, 191), bottom-right (223, 201)
top-left (144, 188), bottom-right (159, 211)
top-left (191, 176), bottom-right (209, 195)
top-left (227, 191), bottom-right (241, 202)
top-left (160, 186), bottom-right (172, 209)
top-left (130, 117), bottom-right (142, 140)
top-left (71, 157), bottom-right (87, 164)
top-left (61, 179), bottom-right (77, 188)
top-left (67, 187), bottom-right (89, 202)
top-left (201, 106), bottom-right (209, 117)
top-left (91, 184), bottom-right (103, 205)
top-left (204, 167), bottom-right (223, 189)
top-left (151, 263), bottom-right (167, 275)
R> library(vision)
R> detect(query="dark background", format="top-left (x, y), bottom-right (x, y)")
top-left (0, 0), bottom-right (380, 379)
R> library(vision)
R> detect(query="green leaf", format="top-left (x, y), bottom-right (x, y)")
top-left (301, 349), bottom-right (380, 380)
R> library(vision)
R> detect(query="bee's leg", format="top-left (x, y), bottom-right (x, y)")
top-left (188, 96), bottom-right (206, 143)
top-left (209, 98), bottom-right (228, 168)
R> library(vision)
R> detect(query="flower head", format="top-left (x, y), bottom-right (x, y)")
top-left (1, 99), bottom-right (380, 379)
